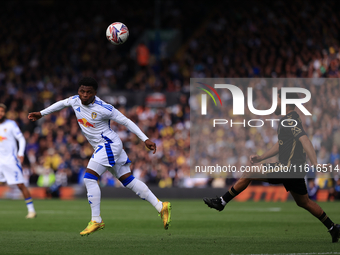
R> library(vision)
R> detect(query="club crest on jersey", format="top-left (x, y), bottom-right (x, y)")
top-left (91, 112), bottom-right (97, 119)
top-left (77, 118), bottom-right (95, 128)
top-left (4, 128), bottom-right (7, 132)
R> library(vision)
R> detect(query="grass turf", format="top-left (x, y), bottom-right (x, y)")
top-left (0, 199), bottom-right (339, 255)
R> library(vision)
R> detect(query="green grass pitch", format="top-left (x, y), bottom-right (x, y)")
top-left (0, 199), bottom-right (339, 255)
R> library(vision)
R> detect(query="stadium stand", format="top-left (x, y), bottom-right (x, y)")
top-left (0, 0), bottom-right (339, 198)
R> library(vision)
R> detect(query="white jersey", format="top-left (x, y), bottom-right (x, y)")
top-left (0, 119), bottom-right (26, 164)
top-left (40, 95), bottom-right (149, 149)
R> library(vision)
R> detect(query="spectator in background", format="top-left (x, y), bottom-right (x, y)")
top-left (37, 168), bottom-right (55, 188)
top-left (330, 145), bottom-right (340, 165)
top-left (328, 179), bottom-right (340, 201)
top-left (37, 167), bottom-right (56, 198)
top-left (137, 43), bottom-right (150, 67)
top-left (307, 179), bottom-right (319, 201)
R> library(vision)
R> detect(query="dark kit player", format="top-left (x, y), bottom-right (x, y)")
top-left (204, 90), bottom-right (340, 243)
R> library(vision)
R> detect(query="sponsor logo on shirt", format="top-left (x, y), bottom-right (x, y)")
top-left (0, 136), bottom-right (7, 142)
top-left (77, 118), bottom-right (95, 128)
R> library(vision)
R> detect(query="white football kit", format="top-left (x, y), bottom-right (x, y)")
top-left (40, 95), bottom-right (149, 178)
top-left (0, 119), bottom-right (26, 185)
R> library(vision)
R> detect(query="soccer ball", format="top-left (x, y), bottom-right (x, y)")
top-left (106, 22), bottom-right (129, 45)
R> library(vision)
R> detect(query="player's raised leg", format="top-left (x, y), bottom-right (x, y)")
top-left (290, 191), bottom-right (340, 243)
top-left (119, 173), bottom-right (171, 229)
top-left (17, 183), bottom-right (36, 219)
top-left (109, 146), bottom-right (171, 230)
top-left (80, 168), bottom-right (105, 236)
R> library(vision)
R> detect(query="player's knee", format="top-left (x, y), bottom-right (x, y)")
top-left (17, 183), bottom-right (24, 189)
top-left (240, 172), bottom-right (253, 180)
top-left (123, 176), bottom-right (149, 200)
top-left (120, 175), bottom-right (135, 187)
top-left (84, 172), bottom-right (99, 181)
top-left (295, 199), bottom-right (309, 208)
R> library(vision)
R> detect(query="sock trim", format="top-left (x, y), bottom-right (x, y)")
top-left (121, 175), bottom-right (135, 186)
top-left (318, 212), bottom-right (334, 229)
top-left (25, 198), bottom-right (33, 204)
top-left (84, 172), bottom-right (99, 181)
top-left (318, 212), bottom-right (327, 222)
top-left (230, 187), bottom-right (239, 197)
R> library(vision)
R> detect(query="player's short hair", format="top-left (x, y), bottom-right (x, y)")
top-left (78, 77), bottom-right (98, 91)
top-left (278, 89), bottom-right (300, 109)
top-left (0, 103), bottom-right (7, 111)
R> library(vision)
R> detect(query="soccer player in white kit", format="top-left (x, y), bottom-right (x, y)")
top-left (0, 103), bottom-right (36, 219)
top-left (28, 77), bottom-right (171, 236)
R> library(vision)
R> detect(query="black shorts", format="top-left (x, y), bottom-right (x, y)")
top-left (267, 177), bottom-right (307, 195)
top-left (263, 162), bottom-right (307, 195)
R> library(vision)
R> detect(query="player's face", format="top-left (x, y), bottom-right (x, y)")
top-left (274, 96), bottom-right (281, 115)
top-left (0, 107), bottom-right (5, 123)
top-left (78, 86), bottom-right (97, 105)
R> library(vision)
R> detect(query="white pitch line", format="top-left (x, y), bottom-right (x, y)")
top-left (225, 207), bottom-right (282, 212)
top-left (37, 210), bottom-right (75, 214)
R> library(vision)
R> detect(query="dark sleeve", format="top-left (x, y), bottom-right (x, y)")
top-left (290, 115), bottom-right (307, 140)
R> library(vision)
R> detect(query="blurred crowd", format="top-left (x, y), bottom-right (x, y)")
top-left (1, 1), bottom-right (340, 198)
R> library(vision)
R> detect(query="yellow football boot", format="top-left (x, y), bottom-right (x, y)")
top-left (80, 220), bottom-right (105, 236)
top-left (160, 202), bottom-right (172, 230)
top-left (26, 212), bottom-right (37, 219)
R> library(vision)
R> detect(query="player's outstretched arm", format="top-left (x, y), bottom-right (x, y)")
top-left (28, 112), bottom-right (42, 122)
top-left (299, 135), bottom-right (318, 166)
top-left (250, 141), bottom-right (279, 164)
top-left (28, 98), bottom-right (70, 121)
top-left (111, 109), bottom-right (156, 153)
top-left (112, 110), bottom-right (150, 142)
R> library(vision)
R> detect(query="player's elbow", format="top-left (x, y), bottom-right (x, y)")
top-left (123, 118), bottom-right (135, 128)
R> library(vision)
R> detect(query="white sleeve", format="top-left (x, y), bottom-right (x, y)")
top-left (40, 98), bottom-right (71, 116)
top-left (12, 123), bottom-right (26, 157)
top-left (111, 109), bottom-right (149, 142)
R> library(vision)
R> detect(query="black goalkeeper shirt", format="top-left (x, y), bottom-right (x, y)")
top-left (277, 111), bottom-right (307, 166)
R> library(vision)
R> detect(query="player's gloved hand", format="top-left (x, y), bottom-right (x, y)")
top-left (28, 112), bottom-right (42, 121)
top-left (145, 139), bottom-right (156, 154)
top-left (250, 155), bottom-right (262, 164)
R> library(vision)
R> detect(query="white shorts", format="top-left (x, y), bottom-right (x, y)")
top-left (88, 141), bottom-right (132, 179)
top-left (0, 161), bottom-right (25, 185)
